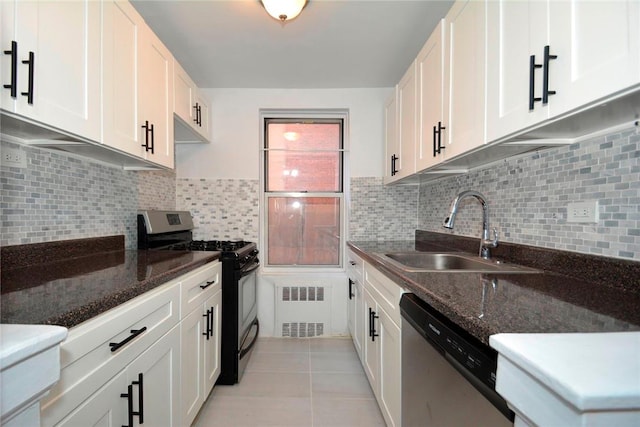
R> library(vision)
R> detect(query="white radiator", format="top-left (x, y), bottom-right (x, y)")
top-left (275, 282), bottom-right (333, 338)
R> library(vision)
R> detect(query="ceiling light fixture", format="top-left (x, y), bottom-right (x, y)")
top-left (261, 0), bottom-right (307, 22)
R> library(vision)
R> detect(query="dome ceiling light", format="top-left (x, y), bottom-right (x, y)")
top-left (261, 0), bottom-right (308, 22)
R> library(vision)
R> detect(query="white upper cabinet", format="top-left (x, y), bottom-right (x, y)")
top-left (174, 60), bottom-right (211, 144)
top-left (102, 0), bottom-right (144, 158)
top-left (395, 62), bottom-right (418, 180)
top-left (138, 24), bottom-right (174, 169)
top-left (487, 0), bottom-right (640, 142)
top-left (443, 0), bottom-right (487, 160)
top-left (1, 0), bottom-right (101, 142)
top-left (383, 88), bottom-right (399, 184)
top-left (416, 19), bottom-right (446, 172)
top-left (549, 0), bottom-right (640, 116)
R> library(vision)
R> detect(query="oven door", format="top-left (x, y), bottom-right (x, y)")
top-left (237, 259), bottom-right (259, 377)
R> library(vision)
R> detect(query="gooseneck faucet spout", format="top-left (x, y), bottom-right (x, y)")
top-left (443, 190), bottom-right (499, 259)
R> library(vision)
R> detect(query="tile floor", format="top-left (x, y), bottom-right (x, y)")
top-left (193, 338), bottom-right (386, 426)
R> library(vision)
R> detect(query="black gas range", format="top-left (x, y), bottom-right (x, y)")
top-left (137, 210), bottom-right (260, 385)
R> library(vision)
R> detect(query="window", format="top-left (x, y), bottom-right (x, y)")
top-left (262, 114), bottom-right (345, 268)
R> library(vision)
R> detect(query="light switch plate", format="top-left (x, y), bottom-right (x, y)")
top-left (567, 200), bottom-right (599, 223)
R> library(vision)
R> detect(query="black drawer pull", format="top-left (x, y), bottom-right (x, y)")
top-left (3, 40), bottom-right (18, 98)
top-left (529, 54), bottom-right (543, 110)
top-left (542, 45), bottom-right (557, 105)
top-left (132, 373), bottom-right (144, 424)
top-left (109, 327), bottom-right (147, 352)
top-left (121, 384), bottom-right (133, 427)
top-left (200, 279), bottom-right (216, 290)
top-left (348, 278), bottom-right (354, 300)
top-left (21, 51), bottom-right (34, 104)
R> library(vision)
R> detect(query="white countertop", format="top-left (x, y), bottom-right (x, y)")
top-left (490, 332), bottom-right (640, 412)
top-left (1, 324), bottom-right (68, 369)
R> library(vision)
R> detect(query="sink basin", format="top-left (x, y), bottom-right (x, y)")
top-left (375, 252), bottom-right (542, 274)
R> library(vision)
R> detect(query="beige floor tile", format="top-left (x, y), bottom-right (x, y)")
top-left (246, 351), bottom-right (310, 373)
top-left (310, 337), bottom-right (357, 353)
top-left (215, 371), bottom-right (311, 398)
top-left (312, 398), bottom-right (386, 426)
top-left (310, 351), bottom-right (363, 373)
top-left (311, 372), bottom-right (373, 399)
top-left (254, 337), bottom-right (311, 354)
top-left (194, 395), bottom-right (312, 427)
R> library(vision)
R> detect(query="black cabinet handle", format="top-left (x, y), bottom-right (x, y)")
top-left (203, 308), bottom-right (211, 340)
top-left (349, 261), bottom-right (356, 266)
top-left (21, 51), bottom-right (34, 104)
top-left (542, 45), bottom-right (557, 105)
top-left (209, 307), bottom-right (214, 337)
top-left (149, 123), bottom-right (155, 154)
top-left (436, 121), bottom-right (445, 154)
top-left (109, 327), bottom-right (147, 352)
top-left (432, 124), bottom-right (438, 157)
top-left (391, 154), bottom-right (399, 176)
top-left (348, 278), bottom-right (354, 300)
top-left (121, 384), bottom-right (134, 427)
top-left (529, 55), bottom-right (543, 110)
top-left (200, 279), bottom-right (216, 290)
top-left (193, 103), bottom-right (199, 124)
top-left (132, 373), bottom-right (144, 424)
top-left (141, 121), bottom-right (151, 152)
top-left (197, 105), bottom-right (202, 126)
top-left (369, 307), bottom-right (379, 342)
top-left (3, 41), bottom-right (18, 98)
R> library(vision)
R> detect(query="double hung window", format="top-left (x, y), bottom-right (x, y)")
top-left (263, 115), bottom-right (345, 268)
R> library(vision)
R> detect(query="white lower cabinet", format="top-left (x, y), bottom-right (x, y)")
top-left (179, 262), bottom-right (222, 427)
top-left (356, 261), bottom-right (404, 427)
top-left (347, 249), bottom-right (365, 361)
top-left (56, 325), bottom-right (180, 427)
top-left (40, 260), bottom-right (222, 427)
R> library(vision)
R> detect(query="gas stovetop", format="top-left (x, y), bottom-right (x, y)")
top-left (188, 240), bottom-right (254, 253)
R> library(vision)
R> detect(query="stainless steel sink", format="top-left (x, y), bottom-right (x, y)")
top-left (374, 252), bottom-right (542, 274)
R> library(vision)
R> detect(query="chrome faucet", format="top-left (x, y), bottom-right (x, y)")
top-left (443, 190), bottom-right (499, 259)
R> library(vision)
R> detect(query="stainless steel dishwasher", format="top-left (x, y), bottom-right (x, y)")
top-left (400, 293), bottom-right (514, 426)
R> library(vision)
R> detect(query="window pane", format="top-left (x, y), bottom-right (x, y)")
top-left (267, 197), bottom-right (341, 266)
top-left (266, 121), bottom-right (342, 192)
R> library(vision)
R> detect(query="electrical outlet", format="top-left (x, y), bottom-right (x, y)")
top-left (567, 200), bottom-right (599, 223)
top-left (1, 146), bottom-right (27, 168)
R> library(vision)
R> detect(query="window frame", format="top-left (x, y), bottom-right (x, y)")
top-left (260, 109), bottom-right (349, 272)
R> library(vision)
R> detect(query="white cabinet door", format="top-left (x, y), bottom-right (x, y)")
top-left (362, 288), bottom-right (379, 396)
top-left (102, 0), bottom-right (144, 157)
top-left (174, 60), bottom-right (197, 128)
top-left (194, 89), bottom-right (211, 141)
top-left (203, 290), bottom-right (222, 396)
top-left (549, 0), bottom-right (640, 116)
top-left (383, 89), bottom-right (399, 184)
top-left (127, 325), bottom-right (180, 427)
top-left (180, 305), bottom-right (205, 427)
top-left (378, 307), bottom-right (401, 427)
top-left (396, 62), bottom-right (417, 180)
top-left (138, 24), bottom-right (174, 168)
top-left (347, 276), bottom-right (363, 360)
top-left (444, 0), bottom-right (486, 159)
top-left (416, 19), bottom-right (446, 171)
top-left (55, 370), bottom-right (128, 427)
top-left (1, 0), bottom-right (101, 142)
top-left (486, 0), bottom-right (549, 142)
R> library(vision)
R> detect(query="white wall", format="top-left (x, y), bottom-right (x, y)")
top-left (175, 88), bottom-right (392, 179)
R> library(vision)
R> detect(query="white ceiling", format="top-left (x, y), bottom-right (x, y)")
top-left (130, 0), bottom-right (454, 89)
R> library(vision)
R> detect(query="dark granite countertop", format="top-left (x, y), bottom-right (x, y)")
top-left (1, 237), bottom-right (220, 328)
top-left (348, 234), bottom-right (640, 346)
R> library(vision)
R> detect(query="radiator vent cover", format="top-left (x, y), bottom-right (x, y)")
top-left (275, 281), bottom-right (333, 338)
top-left (282, 322), bottom-right (324, 338)
top-left (282, 286), bottom-right (324, 302)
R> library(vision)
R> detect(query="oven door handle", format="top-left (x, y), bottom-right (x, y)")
top-left (239, 318), bottom-right (259, 359)
top-left (239, 260), bottom-right (260, 277)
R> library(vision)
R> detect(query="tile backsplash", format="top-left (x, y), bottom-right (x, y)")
top-left (176, 178), bottom-right (259, 241)
top-left (418, 125), bottom-right (640, 260)
top-left (0, 141), bottom-right (175, 248)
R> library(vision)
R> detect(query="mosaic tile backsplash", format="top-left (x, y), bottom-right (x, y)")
top-left (176, 178), bottom-right (260, 241)
top-left (418, 125), bottom-right (640, 260)
top-left (0, 141), bottom-right (176, 249)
